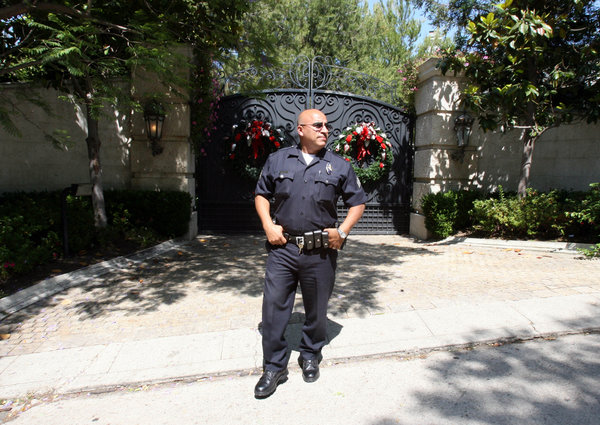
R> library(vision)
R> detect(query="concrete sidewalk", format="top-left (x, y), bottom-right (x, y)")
top-left (0, 235), bottom-right (599, 401)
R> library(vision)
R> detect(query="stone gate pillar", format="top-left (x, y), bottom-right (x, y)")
top-left (130, 46), bottom-right (197, 240)
top-left (409, 58), bottom-right (478, 240)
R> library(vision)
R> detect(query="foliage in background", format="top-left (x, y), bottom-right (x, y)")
top-left (414, 0), bottom-right (497, 48)
top-left (422, 185), bottom-right (600, 245)
top-left (0, 190), bottom-right (192, 283)
top-left (421, 190), bottom-right (484, 238)
top-left (437, 0), bottom-right (600, 197)
top-left (1, 1), bottom-right (266, 229)
top-left (189, 0), bottom-right (278, 154)
top-left (214, 0), bottom-right (453, 110)
top-left (354, 0), bottom-right (421, 105)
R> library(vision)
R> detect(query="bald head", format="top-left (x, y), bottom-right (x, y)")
top-left (297, 109), bottom-right (330, 154)
top-left (297, 109), bottom-right (326, 126)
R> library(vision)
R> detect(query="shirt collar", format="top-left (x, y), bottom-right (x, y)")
top-left (289, 145), bottom-right (330, 161)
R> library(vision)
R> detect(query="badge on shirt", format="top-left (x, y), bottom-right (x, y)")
top-left (326, 163), bottom-right (333, 175)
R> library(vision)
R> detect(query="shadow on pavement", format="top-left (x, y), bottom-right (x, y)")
top-left (370, 324), bottom-right (600, 425)
top-left (257, 311), bottom-right (344, 361)
top-left (1, 234), bottom-right (439, 328)
top-left (331, 237), bottom-right (438, 316)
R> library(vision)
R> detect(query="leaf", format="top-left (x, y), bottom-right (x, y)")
top-left (484, 13), bottom-right (496, 25)
top-left (519, 22), bottom-right (527, 34)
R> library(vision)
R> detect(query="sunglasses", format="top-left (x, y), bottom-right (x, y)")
top-left (299, 122), bottom-right (333, 131)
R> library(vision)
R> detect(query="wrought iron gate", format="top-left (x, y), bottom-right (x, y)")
top-left (196, 57), bottom-right (413, 234)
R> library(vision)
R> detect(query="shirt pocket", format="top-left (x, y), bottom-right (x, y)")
top-left (274, 171), bottom-right (294, 201)
top-left (314, 174), bottom-right (340, 202)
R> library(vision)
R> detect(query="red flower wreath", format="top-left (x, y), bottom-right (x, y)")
top-left (331, 122), bottom-right (393, 185)
top-left (226, 120), bottom-right (284, 181)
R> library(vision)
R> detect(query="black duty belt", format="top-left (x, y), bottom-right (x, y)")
top-left (284, 230), bottom-right (329, 253)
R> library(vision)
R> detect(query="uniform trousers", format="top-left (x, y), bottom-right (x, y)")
top-left (262, 242), bottom-right (338, 372)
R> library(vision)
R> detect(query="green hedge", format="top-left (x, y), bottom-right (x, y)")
top-left (421, 184), bottom-right (600, 243)
top-left (421, 190), bottom-right (484, 239)
top-left (104, 190), bottom-right (192, 237)
top-left (0, 189), bottom-right (192, 281)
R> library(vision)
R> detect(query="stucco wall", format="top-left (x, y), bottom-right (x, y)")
top-left (0, 84), bottom-right (131, 193)
top-left (472, 123), bottom-right (600, 193)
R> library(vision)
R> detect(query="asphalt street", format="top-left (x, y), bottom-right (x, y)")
top-left (4, 332), bottom-right (600, 425)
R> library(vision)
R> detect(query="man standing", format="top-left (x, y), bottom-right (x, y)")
top-left (253, 109), bottom-right (366, 398)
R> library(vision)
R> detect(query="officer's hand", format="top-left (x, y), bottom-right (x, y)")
top-left (326, 228), bottom-right (345, 250)
top-left (265, 224), bottom-right (287, 245)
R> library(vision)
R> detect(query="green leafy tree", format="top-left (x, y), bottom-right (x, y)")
top-left (353, 0), bottom-right (422, 105)
top-left (222, 0), bottom-right (365, 73)
top-left (221, 0), bottom-right (432, 107)
top-left (438, 0), bottom-right (600, 197)
top-left (1, 0), bottom-right (259, 227)
top-left (414, 0), bottom-right (497, 48)
top-left (416, 28), bottom-right (455, 58)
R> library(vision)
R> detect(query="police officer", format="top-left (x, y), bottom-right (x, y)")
top-left (253, 109), bottom-right (366, 398)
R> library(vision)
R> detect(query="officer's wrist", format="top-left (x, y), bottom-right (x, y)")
top-left (337, 227), bottom-right (348, 239)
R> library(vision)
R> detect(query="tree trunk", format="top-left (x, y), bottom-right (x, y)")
top-left (517, 57), bottom-right (542, 198)
top-left (85, 105), bottom-right (108, 228)
top-left (517, 131), bottom-right (537, 198)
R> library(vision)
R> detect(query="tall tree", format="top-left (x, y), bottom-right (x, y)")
top-left (220, 0), bottom-right (429, 107)
top-left (223, 0), bottom-right (364, 72)
top-left (353, 0), bottom-right (422, 105)
top-left (1, 0), bottom-right (259, 227)
top-left (438, 0), bottom-right (600, 196)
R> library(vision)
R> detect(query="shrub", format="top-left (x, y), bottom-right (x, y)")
top-left (104, 190), bottom-right (192, 237)
top-left (471, 188), bottom-right (526, 238)
top-left (0, 193), bottom-right (62, 279)
top-left (0, 189), bottom-right (192, 283)
top-left (471, 187), bottom-right (569, 239)
top-left (421, 192), bottom-right (456, 238)
top-left (421, 190), bottom-right (483, 239)
top-left (564, 183), bottom-right (600, 241)
top-left (471, 185), bottom-right (599, 241)
top-left (578, 243), bottom-right (600, 258)
top-left (422, 185), bottom-right (599, 243)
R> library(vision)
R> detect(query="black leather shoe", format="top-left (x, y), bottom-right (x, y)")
top-left (254, 368), bottom-right (288, 398)
top-left (298, 356), bottom-right (320, 383)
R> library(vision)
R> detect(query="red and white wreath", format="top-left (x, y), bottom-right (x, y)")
top-left (331, 121), bottom-right (393, 185)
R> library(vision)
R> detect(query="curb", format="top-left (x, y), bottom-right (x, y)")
top-left (430, 237), bottom-right (593, 253)
top-left (11, 327), bottom-right (600, 400)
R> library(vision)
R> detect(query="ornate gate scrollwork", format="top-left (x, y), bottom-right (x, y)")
top-left (197, 57), bottom-right (413, 234)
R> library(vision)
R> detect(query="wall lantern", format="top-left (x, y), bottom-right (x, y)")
top-left (143, 100), bottom-right (166, 156)
top-left (451, 112), bottom-right (474, 162)
top-left (454, 112), bottom-right (474, 147)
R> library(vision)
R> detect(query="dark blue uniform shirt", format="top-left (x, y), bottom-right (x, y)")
top-left (255, 146), bottom-right (367, 234)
